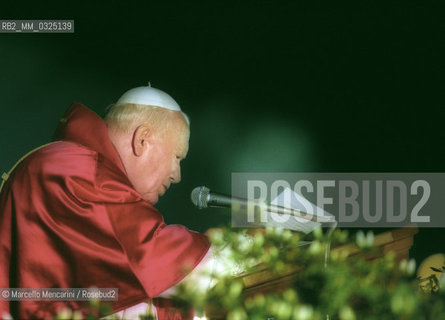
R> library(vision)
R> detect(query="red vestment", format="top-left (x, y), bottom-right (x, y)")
top-left (0, 104), bottom-right (210, 319)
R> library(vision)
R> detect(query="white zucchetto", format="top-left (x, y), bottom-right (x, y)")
top-left (116, 85), bottom-right (182, 111)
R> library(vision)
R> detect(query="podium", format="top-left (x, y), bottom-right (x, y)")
top-left (206, 227), bottom-right (418, 319)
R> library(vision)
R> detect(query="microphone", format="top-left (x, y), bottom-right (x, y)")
top-left (190, 186), bottom-right (335, 223)
top-left (191, 186), bottom-right (246, 209)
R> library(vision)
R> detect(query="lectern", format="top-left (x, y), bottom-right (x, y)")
top-left (206, 227), bottom-right (418, 319)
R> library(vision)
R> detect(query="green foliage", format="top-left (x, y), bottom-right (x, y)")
top-left (54, 227), bottom-right (445, 319)
top-left (53, 300), bottom-right (114, 320)
top-left (175, 227), bottom-right (445, 320)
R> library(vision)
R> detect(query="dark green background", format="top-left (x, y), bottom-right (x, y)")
top-left (1, 1), bottom-right (444, 264)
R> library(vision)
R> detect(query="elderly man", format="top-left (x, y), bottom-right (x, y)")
top-left (0, 86), bottom-right (211, 319)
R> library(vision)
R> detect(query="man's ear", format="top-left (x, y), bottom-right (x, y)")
top-left (132, 125), bottom-right (151, 157)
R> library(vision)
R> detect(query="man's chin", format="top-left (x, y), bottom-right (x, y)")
top-left (143, 193), bottom-right (159, 204)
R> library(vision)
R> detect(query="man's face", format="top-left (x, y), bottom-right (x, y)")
top-left (132, 124), bottom-right (189, 204)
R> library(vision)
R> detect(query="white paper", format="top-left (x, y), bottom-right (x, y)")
top-left (265, 187), bottom-right (336, 234)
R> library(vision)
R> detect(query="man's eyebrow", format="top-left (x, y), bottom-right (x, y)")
top-left (176, 148), bottom-right (187, 159)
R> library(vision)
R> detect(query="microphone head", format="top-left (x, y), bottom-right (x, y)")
top-left (191, 186), bottom-right (210, 209)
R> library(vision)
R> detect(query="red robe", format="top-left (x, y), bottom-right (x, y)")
top-left (0, 103), bottom-right (210, 319)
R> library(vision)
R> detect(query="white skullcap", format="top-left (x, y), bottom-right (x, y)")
top-left (116, 84), bottom-right (190, 125)
top-left (116, 85), bottom-right (182, 111)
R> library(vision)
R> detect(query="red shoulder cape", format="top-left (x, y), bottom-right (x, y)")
top-left (0, 103), bottom-right (210, 319)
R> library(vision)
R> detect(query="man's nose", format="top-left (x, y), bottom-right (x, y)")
top-left (170, 165), bottom-right (181, 184)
